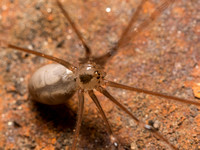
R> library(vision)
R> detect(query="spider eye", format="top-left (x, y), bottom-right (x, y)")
top-left (94, 71), bottom-right (101, 79)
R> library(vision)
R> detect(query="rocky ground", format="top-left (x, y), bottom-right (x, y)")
top-left (0, 0), bottom-right (199, 149)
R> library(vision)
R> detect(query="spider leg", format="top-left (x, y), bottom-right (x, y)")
top-left (7, 44), bottom-right (76, 72)
top-left (104, 80), bottom-right (200, 106)
top-left (124, 0), bottom-right (175, 47)
top-left (93, 0), bottom-right (147, 66)
top-left (71, 89), bottom-right (85, 150)
top-left (94, 0), bottom-right (175, 66)
top-left (88, 90), bottom-right (119, 148)
top-left (56, 0), bottom-right (91, 58)
top-left (97, 86), bottom-right (177, 150)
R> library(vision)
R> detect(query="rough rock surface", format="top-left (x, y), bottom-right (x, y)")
top-left (0, 0), bottom-right (199, 149)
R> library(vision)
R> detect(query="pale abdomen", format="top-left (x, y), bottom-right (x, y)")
top-left (28, 64), bottom-right (77, 105)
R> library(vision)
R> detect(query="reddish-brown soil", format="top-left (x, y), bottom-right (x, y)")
top-left (0, 0), bottom-right (199, 149)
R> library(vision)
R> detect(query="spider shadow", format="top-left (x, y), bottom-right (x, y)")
top-left (29, 99), bottom-right (120, 149)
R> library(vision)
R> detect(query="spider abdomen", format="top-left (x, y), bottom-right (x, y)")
top-left (28, 63), bottom-right (77, 105)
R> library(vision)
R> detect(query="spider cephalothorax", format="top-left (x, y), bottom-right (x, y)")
top-left (76, 62), bottom-right (106, 90)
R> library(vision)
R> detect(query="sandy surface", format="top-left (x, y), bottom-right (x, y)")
top-left (0, 0), bottom-right (199, 149)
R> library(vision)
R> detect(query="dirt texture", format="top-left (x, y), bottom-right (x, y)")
top-left (0, 0), bottom-right (200, 150)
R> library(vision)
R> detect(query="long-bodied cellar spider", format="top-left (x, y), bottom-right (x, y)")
top-left (0, 0), bottom-right (199, 149)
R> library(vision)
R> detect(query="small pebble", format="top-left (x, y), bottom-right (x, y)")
top-left (106, 7), bottom-right (111, 13)
top-left (8, 121), bottom-right (13, 126)
top-left (153, 120), bottom-right (160, 129)
top-left (131, 142), bottom-right (138, 150)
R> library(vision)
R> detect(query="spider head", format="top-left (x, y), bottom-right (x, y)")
top-left (76, 62), bottom-right (106, 90)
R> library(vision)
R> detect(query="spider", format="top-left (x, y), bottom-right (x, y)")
top-left (0, 0), bottom-right (199, 149)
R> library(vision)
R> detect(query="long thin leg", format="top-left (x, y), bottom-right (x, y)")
top-left (71, 89), bottom-right (85, 150)
top-left (104, 80), bottom-right (200, 106)
top-left (113, 0), bottom-right (147, 50)
top-left (124, 0), bottom-right (175, 47)
top-left (7, 44), bottom-right (76, 72)
top-left (93, 0), bottom-right (146, 65)
top-left (56, 0), bottom-right (91, 58)
top-left (88, 90), bottom-right (118, 146)
top-left (94, 0), bottom-right (175, 66)
top-left (88, 90), bottom-right (113, 134)
top-left (97, 86), bottom-right (177, 150)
